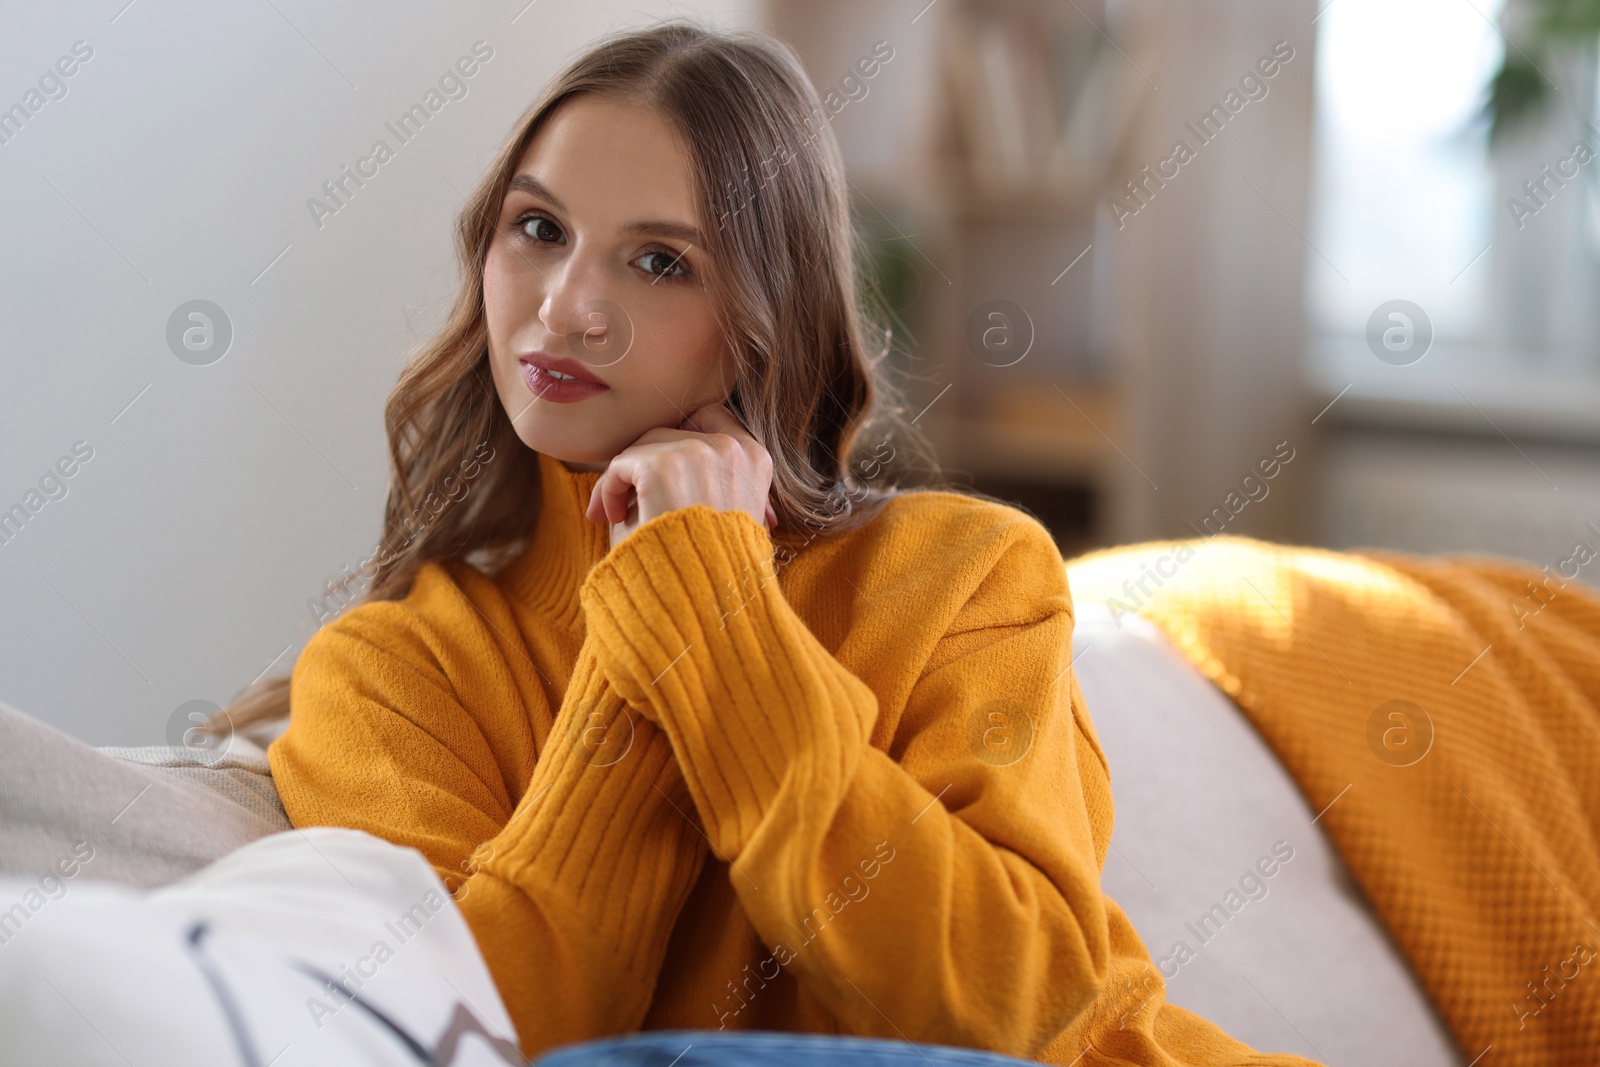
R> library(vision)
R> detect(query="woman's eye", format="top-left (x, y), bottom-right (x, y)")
top-left (515, 213), bottom-right (562, 244)
top-left (509, 212), bottom-right (688, 283)
top-left (637, 248), bottom-right (689, 281)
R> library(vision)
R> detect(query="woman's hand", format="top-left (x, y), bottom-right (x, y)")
top-left (585, 402), bottom-right (778, 551)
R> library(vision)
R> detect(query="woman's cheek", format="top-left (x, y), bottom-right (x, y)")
top-left (483, 255), bottom-right (517, 318)
top-left (481, 243), bottom-right (531, 323)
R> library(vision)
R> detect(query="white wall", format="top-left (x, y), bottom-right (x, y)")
top-left (0, 0), bottom-right (764, 745)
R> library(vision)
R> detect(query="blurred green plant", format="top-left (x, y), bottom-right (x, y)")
top-left (1484, 0), bottom-right (1600, 145)
top-left (851, 194), bottom-right (923, 373)
top-left (857, 217), bottom-right (918, 321)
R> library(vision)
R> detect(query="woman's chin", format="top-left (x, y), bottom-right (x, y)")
top-left (518, 432), bottom-right (613, 471)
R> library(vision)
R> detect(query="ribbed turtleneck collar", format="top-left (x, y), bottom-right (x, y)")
top-left (503, 450), bottom-right (611, 633)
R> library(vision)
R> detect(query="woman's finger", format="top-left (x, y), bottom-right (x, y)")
top-left (627, 423), bottom-right (692, 449)
top-left (680, 401), bottom-right (774, 530)
top-left (679, 401), bottom-right (751, 444)
top-left (588, 456), bottom-right (638, 525)
top-left (685, 403), bottom-right (772, 485)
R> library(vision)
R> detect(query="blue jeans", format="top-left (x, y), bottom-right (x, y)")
top-left (534, 1029), bottom-right (1040, 1066)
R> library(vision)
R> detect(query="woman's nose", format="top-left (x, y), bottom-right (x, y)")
top-left (539, 258), bottom-right (633, 367)
top-left (537, 253), bottom-right (602, 340)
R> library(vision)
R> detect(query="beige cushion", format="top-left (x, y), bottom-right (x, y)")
top-left (0, 699), bottom-right (290, 890)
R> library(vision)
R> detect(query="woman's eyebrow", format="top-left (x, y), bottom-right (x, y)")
top-left (620, 219), bottom-right (705, 246)
top-left (506, 172), bottom-right (705, 246)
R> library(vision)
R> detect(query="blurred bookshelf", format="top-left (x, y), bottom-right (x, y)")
top-left (765, 0), bottom-right (1141, 557)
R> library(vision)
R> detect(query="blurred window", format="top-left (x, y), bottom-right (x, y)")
top-left (1307, 0), bottom-right (1600, 393)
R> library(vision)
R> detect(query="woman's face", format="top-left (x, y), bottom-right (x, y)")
top-left (483, 93), bottom-right (735, 472)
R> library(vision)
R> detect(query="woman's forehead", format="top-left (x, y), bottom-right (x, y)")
top-left (513, 96), bottom-right (702, 228)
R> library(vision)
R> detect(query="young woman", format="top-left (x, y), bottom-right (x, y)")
top-left (248, 20), bottom-right (1322, 1067)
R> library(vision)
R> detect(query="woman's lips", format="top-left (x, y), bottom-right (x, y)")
top-left (520, 360), bottom-right (610, 403)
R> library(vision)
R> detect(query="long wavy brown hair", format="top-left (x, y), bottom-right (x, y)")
top-left (205, 17), bottom-right (961, 745)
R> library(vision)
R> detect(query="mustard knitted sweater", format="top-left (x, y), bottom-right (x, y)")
top-left (267, 450), bottom-right (1321, 1066)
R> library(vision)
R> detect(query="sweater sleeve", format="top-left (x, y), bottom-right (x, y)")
top-left (577, 503), bottom-right (1112, 1057)
top-left (266, 606), bottom-right (708, 1061)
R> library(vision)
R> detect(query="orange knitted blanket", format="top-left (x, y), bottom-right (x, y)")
top-left (1066, 537), bottom-right (1600, 1067)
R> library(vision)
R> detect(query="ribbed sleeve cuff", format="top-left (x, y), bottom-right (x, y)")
top-left (470, 648), bottom-right (704, 967)
top-left (578, 504), bottom-right (877, 859)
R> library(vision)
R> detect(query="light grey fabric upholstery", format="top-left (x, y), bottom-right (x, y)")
top-left (0, 699), bottom-right (291, 890)
top-left (1073, 600), bottom-right (1464, 1067)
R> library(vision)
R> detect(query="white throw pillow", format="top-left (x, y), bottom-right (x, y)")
top-left (0, 826), bottom-right (524, 1067)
